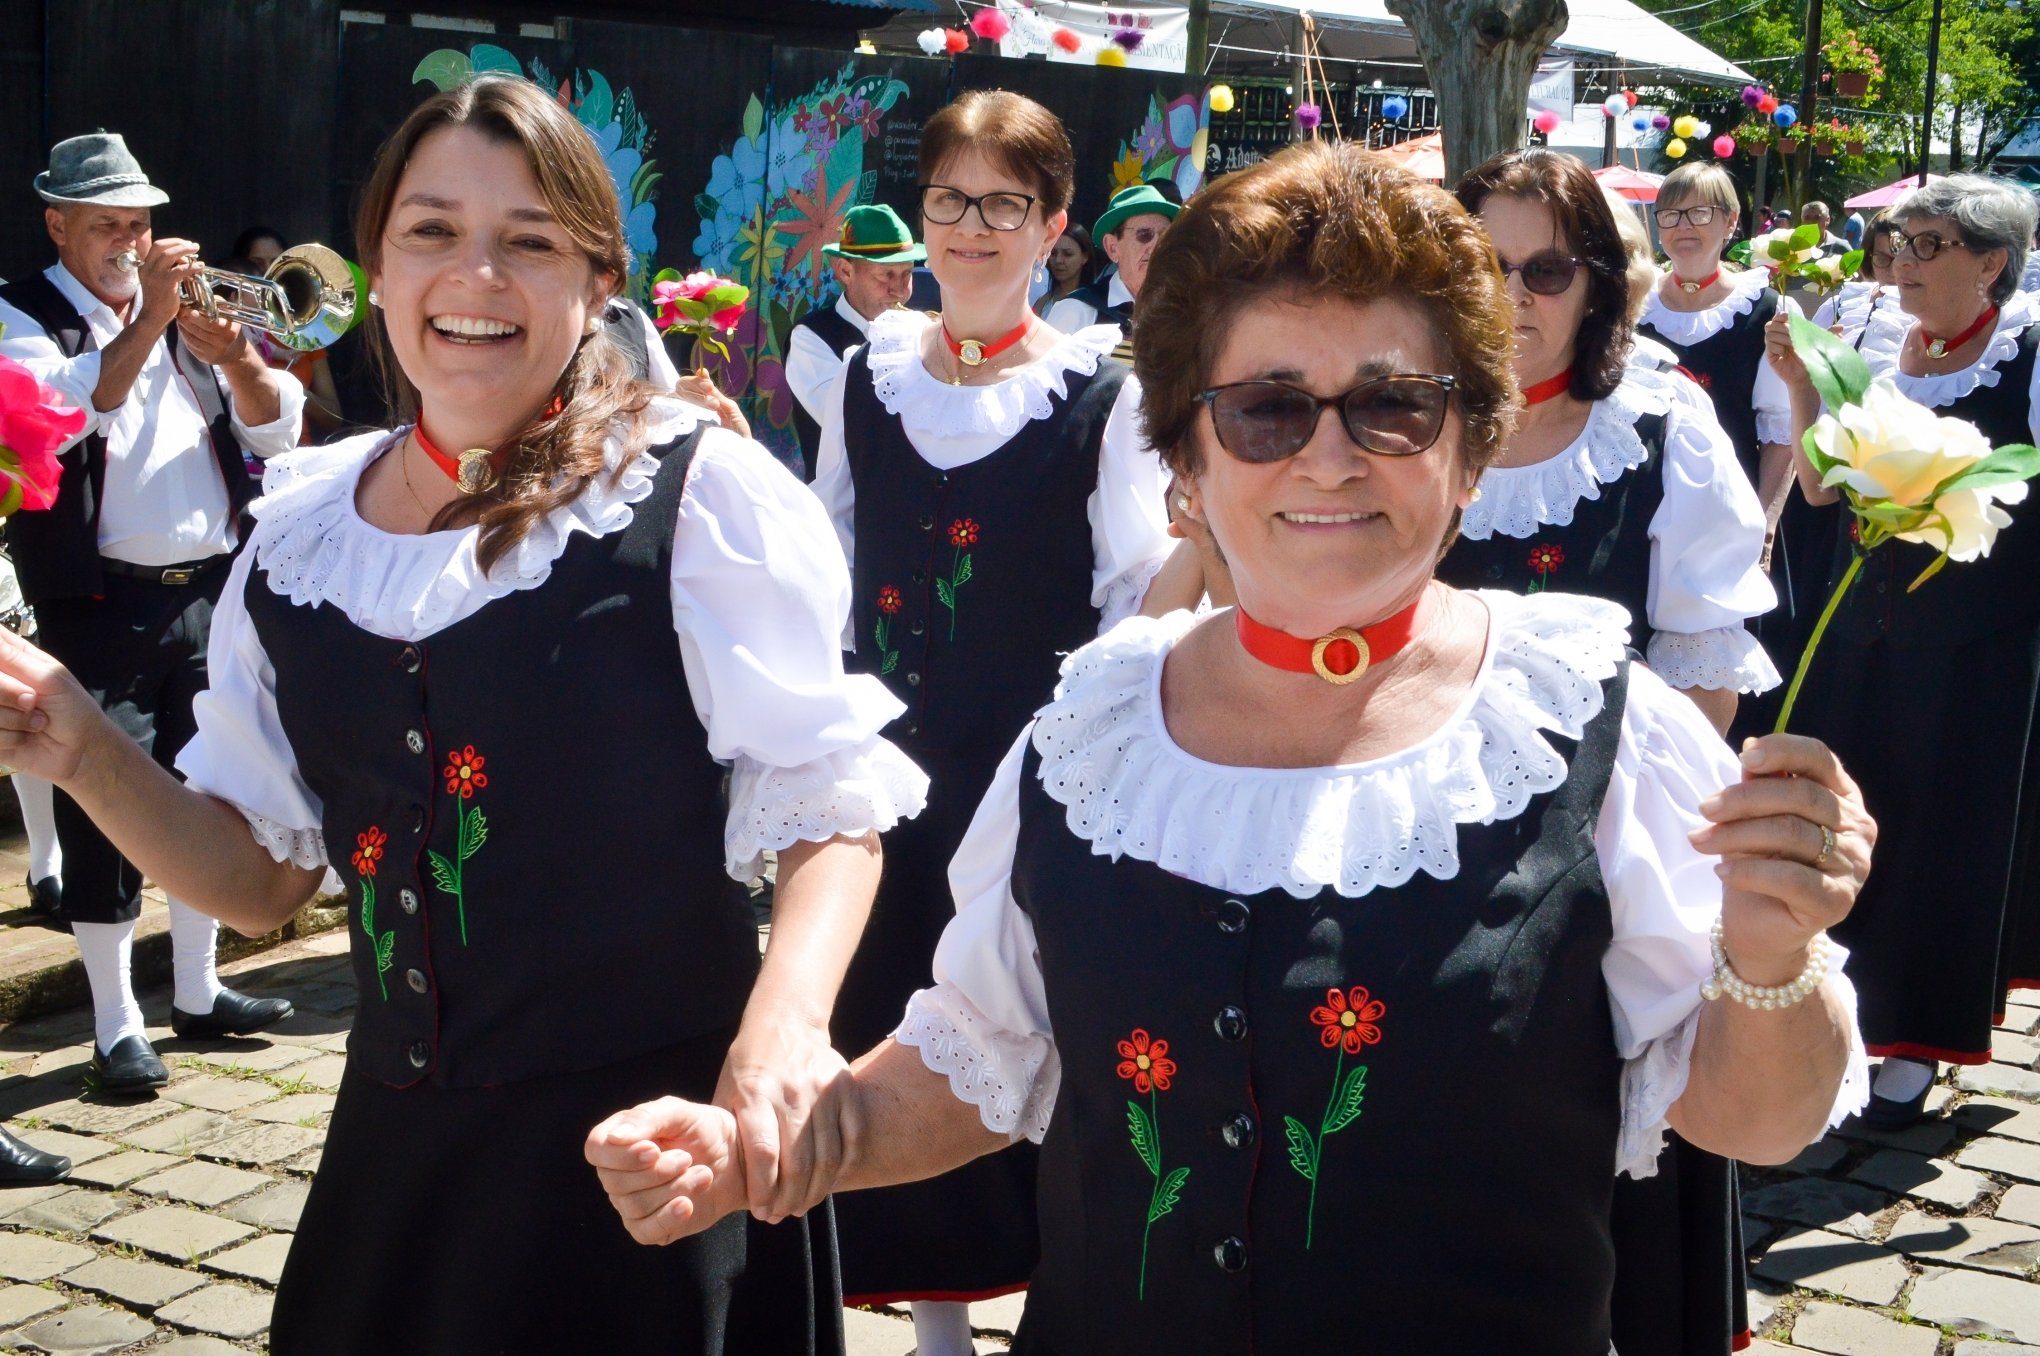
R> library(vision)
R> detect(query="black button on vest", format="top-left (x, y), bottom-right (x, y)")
top-left (246, 430), bottom-right (759, 1089)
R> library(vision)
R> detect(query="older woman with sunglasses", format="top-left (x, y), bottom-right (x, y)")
top-left (805, 91), bottom-right (1175, 1354)
top-left (1767, 175), bottom-right (2040, 1128)
top-left (593, 142), bottom-right (1871, 1353)
top-left (1441, 149), bottom-right (1779, 1356)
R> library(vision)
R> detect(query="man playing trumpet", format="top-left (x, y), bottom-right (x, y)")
top-left (0, 132), bottom-right (300, 1103)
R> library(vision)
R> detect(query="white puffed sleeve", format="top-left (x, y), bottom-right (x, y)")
top-left (894, 729), bottom-right (1061, 1142)
top-left (1643, 382), bottom-right (1783, 694)
top-left (669, 428), bottom-right (928, 880)
top-left (1753, 293), bottom-right (1803, 445)
top-left (174, 548), bottom-right (328, 869)
top-left (227, 366), bottom-right (306, 460)
top-left (1595, 664), bottom-right (1867, 1178)
top-left (1089, 376), bottom-right (1174, 628)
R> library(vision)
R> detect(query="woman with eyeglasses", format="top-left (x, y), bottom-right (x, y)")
top-left (1639, 164), bottom-right (1810, 733)
top-left (804, 90), bottom-right (1176, 1354)
top-left (1442, 150), bottom-right (1779, 1356)
top-left (593, 141), bottom-right (1871, 1354)
top-left (1766, 174), bottom-right (2040, 1129)
top-left (1811, 213), bottom-right (1904, 349)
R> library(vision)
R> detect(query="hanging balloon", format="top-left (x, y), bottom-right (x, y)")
top-left (1665, 137), bottom-right (1689, 159)
top-left (1624, 90), bottom-right (1639, 108)
top-left (1631, 113), bottom-right (1651, 132)
top-left (1095, 43), bottom-right (1127, 65)
top-left (1773, 103), bottom-right (1798, 128)
top-left (1672, 114), bottom-right (1699, 139)
top-left (1533, 108), bottom-right (1561, 135)
top-left (1713, 134), bottom-right (1737, 157)
top-left (969, 7), bottom-right (1011, 39)
top-left (1050, 26), bottom-right (1081, 52)
top-left (1296, 103), bottom-right (1323, 130)
top-left (943, 28), bottom-right (970, 52)
top-left (1209, 84), bottom-right (1237, 114)
top-left (1651, 113), bottom-right (1672, 131)
top-left (1601, 94), bottom-right (1627, 118)
top-left (1742, 85), bottom-right (1765, 107)
top-left (1694, 120), bottom-right (1712, 138)
top-left (1381, 94), bottom-right (1409, 120)
top-left (1758, 95), bottom-right (1779, 115)
top-left (917, 28), bottom-right (946, 55)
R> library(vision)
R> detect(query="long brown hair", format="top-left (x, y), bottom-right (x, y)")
top-left (356, 76), bottom-right (653, 572)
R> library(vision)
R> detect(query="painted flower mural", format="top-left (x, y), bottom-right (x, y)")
top-left (1111, 90), bottom-right (1213, 200)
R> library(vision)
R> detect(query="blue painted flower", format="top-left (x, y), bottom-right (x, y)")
top-left (706, 135), bottom-right (768, 221)
top-left (592, 122), bottom-right (658, 263)
top-left (766, 114), bottom-right (812, 201)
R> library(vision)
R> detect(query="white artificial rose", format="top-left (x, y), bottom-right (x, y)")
top-left (1755, 227), bottom-right (1822, 271)
top-left (1896, 479), bottom-right (2028, 560)
top-left (1812, 379), bottom-right (1995, 506)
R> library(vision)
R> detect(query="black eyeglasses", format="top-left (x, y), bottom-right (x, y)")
top-left (918, 184), bottom-right (1038, 232)
top-left (1654, 205), bottom-right (1720, 228)
top-left (1196, 375), bottom-right (1457, 463)
top-left (1892, 229), bottom-right (1972, 261)
top-left (1496, 253), bottom-right (1584, 297)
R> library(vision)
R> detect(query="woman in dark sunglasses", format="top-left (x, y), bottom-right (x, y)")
top-left (1811, 212), bottom-right (1904, 348)
top-left (593, 141), bottom-right (1874, 1355)
top-left (802, 89), bottom-right (1181, 1353)
top-left (1446, 146), bottom-right (1781, 1356)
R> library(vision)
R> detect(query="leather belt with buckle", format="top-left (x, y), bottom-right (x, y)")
top-left (99, 557), bottom-right (220, 586)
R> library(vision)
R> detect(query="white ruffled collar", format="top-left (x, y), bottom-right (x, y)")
top-left (1460, 365), bottom-right (1678, 540)
top-left (1861, 290), bottom-right (2037, 409)
top-left (1028, 591), bottom-right (1629, 899)
top-left (246, 398), bottom-right (704, 642)
top-left (865, 308), bottom-right (1122, 442)
top-left (1641, 267), bottom-right (1770, 346)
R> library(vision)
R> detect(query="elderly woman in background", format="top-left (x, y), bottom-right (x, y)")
top-left (1769, 174), bottom-right (2040, 1127)
top-left (593, 142), bottom-right (1873, 1353)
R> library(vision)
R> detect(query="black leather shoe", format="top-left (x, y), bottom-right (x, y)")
top-left (170, 988), bottom-right (294, 1040)
top-left (0, 1127), bottom-right (69, 1183)
top-left (24, 874), bottom-right (61, 919)
top-left (1862, 1065), bottom-right (1935, 1130)
top-left (92, 1035), bottom-right (169, 1093)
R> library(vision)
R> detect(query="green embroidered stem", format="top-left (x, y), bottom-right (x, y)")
top-left (360, 879), bottom-right (388, 1002)
top-left (1772, 551), bottom-right (1865, 734)
top-left (1139, 1088), bottom-right (1161, 1301)
top-left (1305, 1046), bottom-right (1341, 1250)
top-left (454, 802), bottom-right (469, 945)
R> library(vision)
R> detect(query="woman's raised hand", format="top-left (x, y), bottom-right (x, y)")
top-left (0, 628), bottom-right (116, 787)
top-left (585, 1097), bottom-right (749, 1246)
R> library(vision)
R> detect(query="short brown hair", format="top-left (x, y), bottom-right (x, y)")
top-left (356, 76), bottom-right (651, 574)
top-left (1136, 141), bottom-right (1516, 484)
top-left (1456, 147), bottom-right (1633, 402)
top-left (918, 90), bottom-right (1074, 218)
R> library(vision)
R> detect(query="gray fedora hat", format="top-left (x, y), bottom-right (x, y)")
top-left (34, 133), bottom-right (168, 208)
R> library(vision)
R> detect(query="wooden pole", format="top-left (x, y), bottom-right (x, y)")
top-left (1793, 0), bottom-right (1823, 213)
top-left (1918, 0), bottom-right (1944, 184)
top-left (1186, 0), bottom-right (1210, 78)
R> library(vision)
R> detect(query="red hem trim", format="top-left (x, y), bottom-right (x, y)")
top-left (2008, 978), bottom-right (2040, 991)
top-left (1866, 1040), bottom-right (1990, 1065)
top-left (845, 1283), bottom-right (1030, 1308)
top-left (1732, 1330), bottom-right (1753, 1352)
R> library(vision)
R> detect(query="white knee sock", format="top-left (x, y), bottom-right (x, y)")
top-left (72, 919), bottom-right (146, 1053)
top-left (12, 775), bottom-right (59, 882)
top-left (1874, 1055), bottom-right (1937, 1102)
top-left (168, 899), bottom-right (223, 1016)
top-left (909, 1301), bottom-right (973, 1356)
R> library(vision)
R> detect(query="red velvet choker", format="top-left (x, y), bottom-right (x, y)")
top-left (1233, 596), bottom-right (1425, 685)
top-left (1922, 305), bottom-right (1998, 359)
top-left (1521, 367), bottom-right (1574, 407)
top-left (942, 318), bottom-right (1031, 367)
top-left (1675, 269), bottom-right (1721, 295)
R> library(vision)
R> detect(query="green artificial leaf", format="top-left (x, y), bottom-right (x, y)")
top-left (1148, 1166), bottom-right (1189, 1222)
top-left (428, 849), bottom-right (459, 896)
top-left (1788, 311), bottom-right (1872, 410)
top-left (1322, 1065), bottom-right (1370, 1135)
top-left (1127, 1101), bottom-right (1159, 1175)
top-left (1908, 546), bottom-right (1953, 593)
top-left (936, 578), bottom-right (956, 609)
top-left (703, 283), bottom-right (750, 311)
top-left (469, 44), bottom-right (524, 78)
top-left (1851, 500), bottom-right (1929, 529)
top-left (1931, 444), bottom-right (2040, 498)
top-left (1789, 223), bottom-right (1823, 251)
top-left (954, 554), bottom-right (973, 587)
top-left (1284, 1115), bottom-right (1317, 1181)
top-left (0, 480), bottom-right (21, 519)
top-left (1838, 248), bottom-right (1865, 282)
top-left (880, 651), bottom-right (898, 675)
top-left (653, 266), bottom-right (683, 287)
top-left (461, 806), bottom-right (488, 860)
top-left (742, 94), bottom-right (765, 145)
top-left (412, 50), bottom-right (472, 90)
top-left (1726, 241), bottom-right (1752, 267)
top-left (375, 933), bottom-right (395, 970)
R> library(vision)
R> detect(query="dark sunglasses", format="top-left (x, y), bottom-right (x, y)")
top-left (1196, 374), bottom-right (1457, 464)
top-left (1497, 253), bottom-right (1583, 296)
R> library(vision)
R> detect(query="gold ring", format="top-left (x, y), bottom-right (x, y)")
top-left (1310, 628), bottom-right (1368, 684)
top-left (1813, 823), bottom-right (1835, 869)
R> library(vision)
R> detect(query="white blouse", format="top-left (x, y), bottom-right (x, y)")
top-left (893, 594), bottom-right (1868, 1179)
top-left (1641, 268), bottom-right (1800, 446)
top-left (174, 398), bottom-right (929, 883)
top-left (808, 309), bottom-right (1174, 629)
top-left (1457, 361), bottom-right (1780, 695)
top-left (1811, 280), bottom-right (1905, 345)
top-left (1856, 289), bottom-right (2040, 439)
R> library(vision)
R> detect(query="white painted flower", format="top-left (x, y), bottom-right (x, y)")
top-left (1812, 379), bottom-right (1995, 506)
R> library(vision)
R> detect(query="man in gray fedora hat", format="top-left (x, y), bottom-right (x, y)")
top-left (0, 132), bottom-right (300, 1098)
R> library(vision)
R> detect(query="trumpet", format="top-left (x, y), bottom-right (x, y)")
top-left (113, 244), bottom-right (357, 352)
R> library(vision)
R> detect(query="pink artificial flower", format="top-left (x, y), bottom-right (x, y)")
top-left (710, 304), bottom-right (746, 333)
top-left (0, 354), bottom-right (81, 512)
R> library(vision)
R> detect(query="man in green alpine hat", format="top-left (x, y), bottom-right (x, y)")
top-left (786, 203), bottom-right (925, 480)
top-left (1045, 183), bottom-right (1179, 335)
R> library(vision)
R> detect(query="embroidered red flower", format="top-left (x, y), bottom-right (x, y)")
top-left (948, 517), bottom-right (980, 548)
top-left (1116, 1028), bottom-right (1178, 1094)
top-left (1527, 543), bottom-right (1566, 576)
top-left (351, 826), bottom-right (386, 878)
top-left (1310, 986), bottom-right (1386, 1054)
top-left (876, 585), bottom-right (903, 616)
top-left (443, 746), bottom-right (489, 799)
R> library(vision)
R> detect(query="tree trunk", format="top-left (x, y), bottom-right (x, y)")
top-left (1949, 100), bottom-right (1965, 170)
top-left (1383, 0), bottom-right (1571, 184)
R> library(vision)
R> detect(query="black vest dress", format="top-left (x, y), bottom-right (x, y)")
top-left (1437, 407), bottom-right (1749, 1356)
top-left (1811, 323), bottom-right (2040, 1061)
top-left (790, 304), bottom-right (864, 482)
top-left (1009, 664), bottom-right (1632, 1354)
top-left (1063, 280), bottom-right (1132, 330)
top-left (828, 343), bottom-right (1127, 1302)
top-left (248, 432), bottom-right (841, 1355)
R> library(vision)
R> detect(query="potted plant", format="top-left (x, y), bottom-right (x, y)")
top-left (1824, 32), bottom-right (1884, 99)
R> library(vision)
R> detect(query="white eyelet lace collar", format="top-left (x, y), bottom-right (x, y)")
top-left (864, 308), bottom-right (1123, 443)
top-left (1861, 290), bottom-right (2037, 409)
top-left (1641, 267), bottom-right (1770, 346)
top-left (1029, 591), bottom-right (1628, 900)
top-left (1461, 365), bottom-right (1678, 540)
top-left (246, 398), bottom-right (705, 642)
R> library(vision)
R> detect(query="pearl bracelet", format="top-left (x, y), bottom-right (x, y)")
top-left (1700, 917), bottom-right (1832, 1010)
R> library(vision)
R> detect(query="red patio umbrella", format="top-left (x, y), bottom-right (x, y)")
top-left (1373, 132), bottom-right (1445, 182)
top-left (1593, 164), bottom-right (1664, 203)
